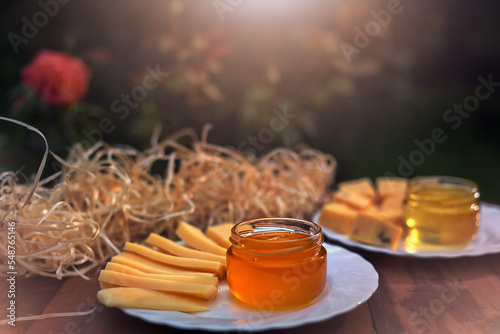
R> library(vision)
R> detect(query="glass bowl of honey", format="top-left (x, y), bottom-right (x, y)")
top-left (403, 176), bottom-right (480, 249)
top-left (226, 218), bottom-right (327, 310)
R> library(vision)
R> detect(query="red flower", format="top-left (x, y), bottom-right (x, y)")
top-left (22, 49), bottom-right (90, 106)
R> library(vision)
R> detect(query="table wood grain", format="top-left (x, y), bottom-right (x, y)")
top-left (2, 242), bottom-right (500, 334)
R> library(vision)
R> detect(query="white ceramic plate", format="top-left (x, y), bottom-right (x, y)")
top-left (313, 202), bottom-right (500, 258)
top-left (120, 243), bottom-right (379, 331)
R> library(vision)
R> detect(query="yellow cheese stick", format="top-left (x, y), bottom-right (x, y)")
top-left (206, 223), bottom-right (233, 248)
top-left (123, 242), bottom-right (225, 277)
top-left (146, 233), bottom-right (227, 265)
top-left (104, 262), bottom-right (219, 286)
top-left (110, 252), bottom-right (216, 277)
top-left (98, 270), bottom-right (217, 300)
top-left (176, 221), bottom-right (227, 256)
top-left (100, 282), bottom-right (118, 289)
top-left (97, 287), bottom-right (210, 313)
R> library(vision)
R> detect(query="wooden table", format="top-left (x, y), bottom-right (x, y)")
top-left (2, 240), bottom-right (500, 334)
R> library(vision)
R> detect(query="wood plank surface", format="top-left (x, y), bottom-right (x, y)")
top-left (1, 275), bottom-right (66, 334)
top-left (365, 251), bottom-right (500, 334)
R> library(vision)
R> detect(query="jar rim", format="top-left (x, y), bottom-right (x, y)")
top-left (407, 176), bottom-right (480, 203)
top-left (230, 218), bottom-right (323, 254)
top-left (410, 176), bottom-right (478, 190)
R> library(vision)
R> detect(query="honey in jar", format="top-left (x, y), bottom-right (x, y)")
top-left (226, 218), bottom-right (327, 309)
top-left (403, 176), bottom-right (480, 248)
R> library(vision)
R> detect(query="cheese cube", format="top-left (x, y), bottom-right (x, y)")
top-left (333, 190), bottom-right (373, 210)
top-left (338, 178), bottom-right (376, 201)
top-left (349, 213), bottom-right (403, 249)
top-left (376, 177), bottom-right (408, 200)
top-left (318, 202), bottom-right (358, 235)
top-left (364, 206), bottom-right (403, 226)
top-left (380, 196), bottom-right (405, 209)
top-left (206, 223), bottom-right (234, 248)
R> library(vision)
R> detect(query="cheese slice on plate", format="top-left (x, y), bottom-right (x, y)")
top-left (98, 270), bottom-right (218, 300)
top-left (146, 233), bottom-right (226, 266)
top-left (206, 223), bottom-right (233, 248)
top-left (110, 252), bottom-right (216, 277)
top-left (123, 242), bottom-right (225, 277)
top-left (97, 287), bottom-right (210, 312)
top-left (176, 221), bottom-right (227, 257)
top-left (104, 262), bottom-right (219, 286)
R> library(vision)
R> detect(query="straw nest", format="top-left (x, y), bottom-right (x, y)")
top-left (0, 122), bottom-right (335, 279)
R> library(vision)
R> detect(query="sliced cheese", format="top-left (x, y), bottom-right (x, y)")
top-left (97, 287), bottom-right (210, 312)
top-left (100, 282), bottom-right (118, 289)
top-left (123, 242), bottom-right (225, 277)
top-left (176, 221), bottom-right (227, 256)
top-left (110, 252), bottom-right (216, 277)
top-left (146, 233), bottom-right (226, 265)
top-left (104, 262), bottom-right (219, 286)
top-left (98, 270), bottom-right (217, 300)
top-left (349, 213), bottom-right (402, 249)
top-left (318, 202), bottom-right (358, 235)
top-left (338, 177), bottom-right (376, 202)
top-left (206, 223), bottom-right (233, 248)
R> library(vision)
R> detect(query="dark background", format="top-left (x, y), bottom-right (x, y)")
top-left (1, 0), bottom-right (499, 202)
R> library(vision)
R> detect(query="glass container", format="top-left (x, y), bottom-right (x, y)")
top-left (226, 218), bottom-right (327, 309)
top-left (403, 176), bottom-right (480, 248)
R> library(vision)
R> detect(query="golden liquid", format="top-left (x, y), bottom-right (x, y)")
top-left (404, 184), bottom-right (480, 248)
top-left (226, 231), bottom-right (327, 309)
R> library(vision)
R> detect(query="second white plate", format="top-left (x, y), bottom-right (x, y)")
top-left (313, 202), bottom-right (500, 258)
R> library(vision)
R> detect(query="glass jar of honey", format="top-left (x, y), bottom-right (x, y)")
top-left (403, 176), bottom-right (480, 248)
top-left (226, 218), bottom-right (327, 309)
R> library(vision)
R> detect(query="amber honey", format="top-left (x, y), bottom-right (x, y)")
top-left (226, 218), bottom-right (327, 309)
top-left (403, 176), bottom-right (480, 248)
